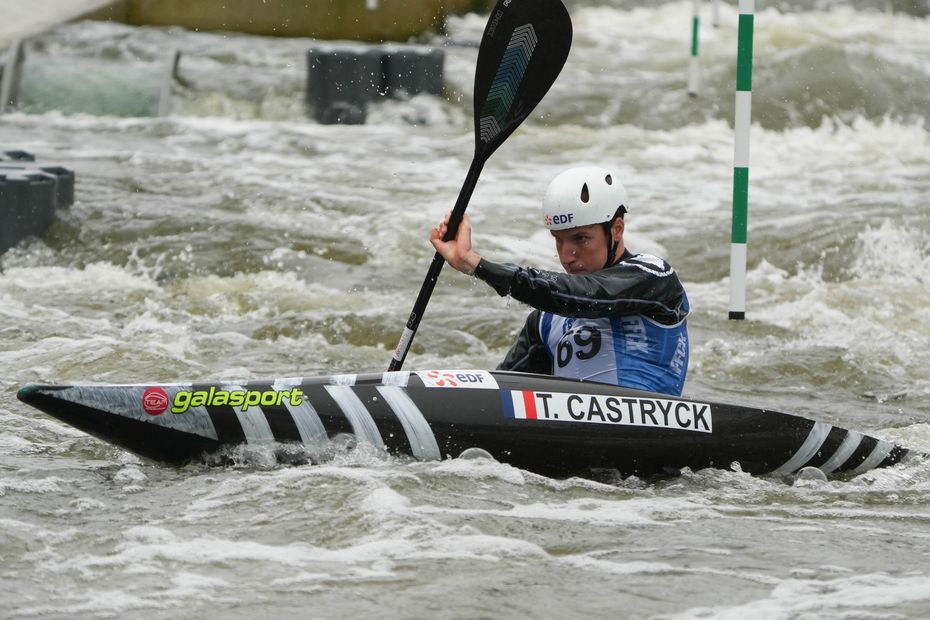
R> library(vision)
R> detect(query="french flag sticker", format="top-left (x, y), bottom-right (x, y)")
top-left (501, 390), bottom-right (538, 420)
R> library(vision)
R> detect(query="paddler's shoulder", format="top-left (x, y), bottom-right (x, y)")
top-left (612, 250), bottom-right (676, 277)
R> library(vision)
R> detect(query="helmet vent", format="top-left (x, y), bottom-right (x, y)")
top-left (580, 183), bottom-right (589, 203)
top-left (605, 174), bottom-right (613, 185)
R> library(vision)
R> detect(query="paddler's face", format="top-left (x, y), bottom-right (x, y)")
top-left (552, 219), bottom-right (624, 275)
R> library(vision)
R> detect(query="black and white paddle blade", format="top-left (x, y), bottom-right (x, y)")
top-left (473, 0), bottom-right (572, 159)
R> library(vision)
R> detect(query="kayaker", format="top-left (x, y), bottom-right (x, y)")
top-left (430, 165), bottom-right (690, 396)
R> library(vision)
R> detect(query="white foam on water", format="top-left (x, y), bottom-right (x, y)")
top-left (11, 589), bottom-right (154, 618)
top-left (558, 549), bottom-right (786, 586)
top-left (365, 92), bottom-right (469, 130)
top-left (669, 573), bottom-right (930, 620)
top-left (429, 456), bottom-right (528, 485)
top-left (850, 219), bottom-right (930, 284)
top-left (0, 262), bottom-right (159, 294)
top-left (177, 464), bottom-right (420, 522)
top-left (0, 434), bottom-right (45, 455)
top-left (47, 523), bottom-right (547, 584)
top-left (57, 536), bottom-right (325, 571)
top-left (358, 486), bottom-right (412, 515)
top-left (770, 524), bottom-right (827, 533)
top-left (416, 496), bottom-right (717, 527)
top-left (125, 525), bottom-right (177, 544)
top-left (0, 476), bottom-right (66, 495)
top-left (748, 4), bottom-right (930, 59)
top-left (268, 570), bottom-right (331, 587)
top-left (560, 554), bottom-right (677, 576)
top-left (113, 464), bottom-right (147, 484)
top-left (171, 270), bottom-right (389, 316)
top-left (0, 517), bottom-right (39, 534)
top-left (10, 569), bottom-right (230, 617)
top-left (164, 571), bottom-right (230, 598)
top-left (690, 246), bottom-right (930, 396)
top-left (65, 497), bottom-right (107, 513)
top-left (400, 533), bottom-right (547, 562)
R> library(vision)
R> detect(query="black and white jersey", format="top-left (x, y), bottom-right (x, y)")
top-left (475, 249), bottom-right (691, 396)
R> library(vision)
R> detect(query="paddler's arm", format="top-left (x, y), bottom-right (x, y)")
top-left (475, 259), bottom-right (687, 323)
top-left (429, 213), bottom-right (685, 323)
top-left (428, 213), bottom-right (532, 296)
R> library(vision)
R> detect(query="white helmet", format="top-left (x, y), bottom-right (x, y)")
top-left (542, 166), bottom-right (628, 230)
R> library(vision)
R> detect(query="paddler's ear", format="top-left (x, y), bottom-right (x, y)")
top-left (610, 216), bottom-right (625, 242)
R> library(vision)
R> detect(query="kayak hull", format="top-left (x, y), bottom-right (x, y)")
top-left (17, 370), bottom-right (912, 478)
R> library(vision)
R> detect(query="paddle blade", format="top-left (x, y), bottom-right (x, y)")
top-left (473, 0), bottom-right (572, 159)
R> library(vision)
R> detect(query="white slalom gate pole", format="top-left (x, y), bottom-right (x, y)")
top-left (687, 0), bottom-right (701, 97)
top-left (729, 0), bottom-right (754, 320)
top-left (713, 0), bottom-right (721, 28)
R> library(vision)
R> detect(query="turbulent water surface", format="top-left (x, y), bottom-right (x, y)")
top-left (2, 1), bottom-right (930, 618)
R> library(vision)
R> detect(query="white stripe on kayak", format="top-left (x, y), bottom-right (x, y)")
top-left (775, 421), bottom-right (831, 474)
top-left (329, 374), bottom-right (357, 386)
top-left (324, 385), bottom-right (385, 450)
top-left (818, 431), bottom-right (863, 474)
top-left (851, 440), bottom-right (894, 475)
top-left (162, 385), bottom-right (219, 440)
top-left (272, 378), bottom-right (328, 445)
top-left (381, 371), bottom-right (410, 387)
top-left (226, 384), bottom-right (276, 444)
top-left (376, 386), bottom-right (440, 461)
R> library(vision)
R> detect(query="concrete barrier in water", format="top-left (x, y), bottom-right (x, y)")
top-left (381, 46), bottom-right (446, 98)
top-left (89, 0), bottom-right (495, 42)
top-left (0, 150), bottom-right (76, 256)
top-left (2, 0), bottom-right (493, 46)
top-left (3, 40), bottom-right (444, 123)
top-left (306, 45), bottom-right (444, 124)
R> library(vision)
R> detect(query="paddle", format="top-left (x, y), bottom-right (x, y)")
top-left (388, 0), bottom-right (573, 372)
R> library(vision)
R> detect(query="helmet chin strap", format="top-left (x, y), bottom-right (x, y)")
top-left (604, 238), bottom-right (620, 269)
top-left (600, 205), bottom-right (628, 269)
top-left (602, 215), bottom-right (621, 268)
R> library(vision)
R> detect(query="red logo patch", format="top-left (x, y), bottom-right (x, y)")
top-left (426, 370), bottom-right (459, 387)
top-left (142, 387), bottom-right (169, 416)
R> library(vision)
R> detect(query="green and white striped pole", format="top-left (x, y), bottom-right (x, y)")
top-left (687, 0), bottom-right (701, 96)
top-left (729, 0), bottom-right (754, 320)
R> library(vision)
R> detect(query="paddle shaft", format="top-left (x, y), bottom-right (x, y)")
top-left (388, 156), bottom-right (485, 372)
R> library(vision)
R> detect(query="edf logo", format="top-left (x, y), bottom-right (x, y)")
top-left (546, 213), bottom-right (574, 226)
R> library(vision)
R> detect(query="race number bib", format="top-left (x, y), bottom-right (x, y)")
top-left (544, 317), bottom-right (617, 382)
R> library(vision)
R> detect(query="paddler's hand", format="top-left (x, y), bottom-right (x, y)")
top-left (430, 213), bottom-right (481, 275)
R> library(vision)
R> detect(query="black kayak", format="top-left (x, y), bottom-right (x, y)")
top-left (17, 370), bottom-right (913, 479)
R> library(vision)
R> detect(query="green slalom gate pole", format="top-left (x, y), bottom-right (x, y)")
top-left (687, 0), bottom-right (700, 96)
top-left (729, 0), bottom-right (754, 320)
